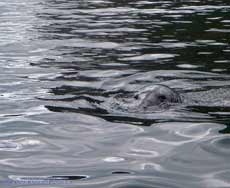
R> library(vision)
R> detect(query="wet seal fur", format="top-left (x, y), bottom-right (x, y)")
top-left (113, 84), bottom-right (182, 113)
top-left (135, 84), bottom-right (182, 109)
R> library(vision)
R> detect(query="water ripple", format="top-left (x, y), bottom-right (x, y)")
top-left (0, 0), bottom-right (230, 188)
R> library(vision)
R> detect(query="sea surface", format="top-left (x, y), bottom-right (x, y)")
top-left (0, 0), bottom-right (230, 187)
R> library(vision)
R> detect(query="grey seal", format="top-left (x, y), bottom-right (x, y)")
top-left (110, 84), bottom-right (182, 113)
top-left (134, 84), bottom-right (182, 110)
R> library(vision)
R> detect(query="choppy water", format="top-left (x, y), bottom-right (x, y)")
top-left (0, 0), bottom-right (230, 187)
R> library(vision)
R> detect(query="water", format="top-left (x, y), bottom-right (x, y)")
top-left (0, 0), bottom-right (230, 187)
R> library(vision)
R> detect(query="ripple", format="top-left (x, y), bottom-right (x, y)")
top-left (0, 141), bottom-right (19, 151)
top-left (119, 54), bottom-right (178, 61)
top-left (109, 178), bottom-right (184, 188)
top-left (201, 136), bottom-right (230, 157)
top-left (176, 64), bottom-right (200, 69)
top-left (0, 0), bottom-right (230, 187)
top-left (206, 28), bottom-right (230, 33)
top-left (203, 170), bottom-right (230, 188)
top-left (161, 132), bottom-right (229, 176)
top-left (112, 171), bottom-right (131, 175)
top-left (0, 137), bottom-right (44, 153)
top-left (103, 157), bottom-right (125, 163)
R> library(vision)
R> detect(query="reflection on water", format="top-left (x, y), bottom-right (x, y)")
top-left (0, 0), bottom-right (230, 187)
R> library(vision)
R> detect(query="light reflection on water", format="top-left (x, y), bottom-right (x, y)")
top-left (0, 0), bottom-right (230, 187)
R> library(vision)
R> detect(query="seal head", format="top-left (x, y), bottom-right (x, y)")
top-left (134, 84), bottom-right (182, 110)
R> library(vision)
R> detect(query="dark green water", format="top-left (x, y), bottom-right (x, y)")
top-left (0, 0), bottom-right (230, 187)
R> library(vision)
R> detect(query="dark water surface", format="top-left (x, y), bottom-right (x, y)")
top-left (0, 0), bottom-right (230, 187)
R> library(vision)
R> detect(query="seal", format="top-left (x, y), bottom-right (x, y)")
top-left (109, 84), bottom-right (182, 113)
top-left (134, 84), bottom-right (182, 110)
